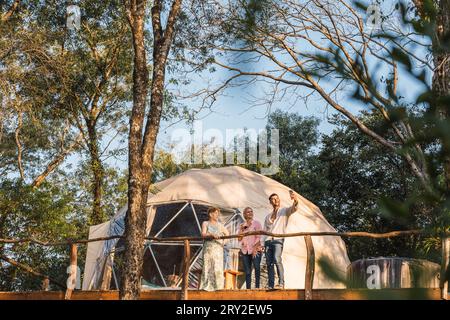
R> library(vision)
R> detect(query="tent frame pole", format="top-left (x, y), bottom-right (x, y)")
top-left (146, 245), bottom-right (168, 287)
top-left (190, 202), bottom-right (202, 232)
top-left (154, 201), bottom-right (189, 238)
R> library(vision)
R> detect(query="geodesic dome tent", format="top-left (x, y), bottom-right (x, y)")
top-left (82, 166), bottom-right (350, 290)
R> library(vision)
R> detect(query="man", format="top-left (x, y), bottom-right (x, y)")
top-left (263, 190), bottom-right (298, 289)
top-left (238, 207), bottom-right (263, 289)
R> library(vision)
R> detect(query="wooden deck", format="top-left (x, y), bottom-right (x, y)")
top-left (0, 288), bottom-right (442, 300)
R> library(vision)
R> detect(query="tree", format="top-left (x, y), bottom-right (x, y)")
top-left (317, 113), bottom-right (437, 261)
top-left (189, 0), bottom-right (434, 191)
top-left (0, 179), bottom-right (83, 291)
top-left (266, 110), bottom-right (323, 197)
top-left (0, 1), bottom-right (134, 290)
top-left (0, 4), bottom-right (82, 185)
top-left (265, 109), bottom-right (439, 261)
top-left (120, 0), bottom-right (183, 300)
top-left (60, 1), bottom-right (133, 224)
top-left (1, 1), bottom-right (133, 225)
top-left (413, 0), bottom-right (450, 193)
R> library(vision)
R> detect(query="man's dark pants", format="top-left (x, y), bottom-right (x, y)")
top-left (265, 239), bottom-right (284, 288)
top-left (241, 252), bottom-right (262, 289)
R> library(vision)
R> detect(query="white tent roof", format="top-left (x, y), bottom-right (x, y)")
top-left (84, 166), bottom-right (350, 289)
top-left (142, 166), bottom-right (330, 224)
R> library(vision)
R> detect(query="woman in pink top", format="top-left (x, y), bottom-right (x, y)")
top-left (238, 207), bottom-right (263, 289)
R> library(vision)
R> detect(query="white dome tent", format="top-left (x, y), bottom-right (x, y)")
top-left (82, 166), bottom-right (350, 290)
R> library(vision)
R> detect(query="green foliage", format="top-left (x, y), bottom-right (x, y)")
top-left (319, 114), bottom-right (440, 261)
top-left (0, 163), bottom-right (128, 291)
top-left (263, 109), bottom-right (439, 261)
top-left (0, 179), bottom-right (84, 291)
top-left (152, 150), bottom-right (184, 183)
top-left (66, 161), bottom-right (128, 221)
top-left (266, 110), bottom-right (324, 199)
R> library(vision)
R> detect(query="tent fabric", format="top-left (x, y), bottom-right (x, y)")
top-left (144, 166), bottom-right (328, 222)
top-left (82, 221), bottom-right (111, 290)
top-left (82, 166), bottom-right (350, 289)
top-left (283, 212), bottom-right (350, 288)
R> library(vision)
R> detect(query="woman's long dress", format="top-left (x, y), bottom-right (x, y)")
top-left (200, 222), bottom-right (225, 291)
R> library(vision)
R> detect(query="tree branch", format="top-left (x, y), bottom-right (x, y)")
top-left (31, 133), bottom-right (83, 188)
top-left (0, 254), bottom-right (66, 289)
top-left (14, 111), bottom-right (25, 180)
top-left (1, 0), bottom-right (20, 22)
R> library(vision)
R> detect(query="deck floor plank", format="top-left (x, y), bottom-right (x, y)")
top-left (0, 288), bottom-right (441, 300)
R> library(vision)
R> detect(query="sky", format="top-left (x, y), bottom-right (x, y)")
top-left (66, 0), bottom-right (433, 174)
top-left (153, 1), bottom-right (432, 168)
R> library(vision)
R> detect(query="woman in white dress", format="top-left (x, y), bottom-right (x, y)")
top-left (200, 207), bottom-right (229, 291)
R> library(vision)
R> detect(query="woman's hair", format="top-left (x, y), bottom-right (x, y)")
top-left (207, 207), bottom-right (220, 216)
top-left (243, 207), bottom-right (253, 214)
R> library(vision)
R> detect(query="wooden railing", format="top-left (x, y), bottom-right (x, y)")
top-left (0, 229), bottom-right (427, 246)
top-left (0, 230), bottom-right (449, 300)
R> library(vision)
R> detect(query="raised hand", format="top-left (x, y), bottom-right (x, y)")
top-left (289, 190), bottom-right (298, 205)
top-left (288, 190), bottom-right (299, 216)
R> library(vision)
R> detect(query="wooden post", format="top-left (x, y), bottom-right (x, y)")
top-left (65, 244), bottom-right (78, 300)
top-left (41, 277), bottom-right (49, 291)
top-left (100, 252), bottom-right (114, 290)
top-left (440, 237), bottom-right (449, 300)
top-left (181, 239), bottom-right (190, 300)
top-left (304, 235), bottom-right (315, 300)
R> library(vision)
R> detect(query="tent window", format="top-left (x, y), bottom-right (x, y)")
top-left (142, 244), bottom-right (202, 288)
top-left (148, 203), bottom-right (210, 238)
top-left (149, 203), bottom-right (189, 237)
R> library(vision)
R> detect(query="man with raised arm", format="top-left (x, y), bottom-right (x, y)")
top-left (263, 190), bottom-right (298, 289)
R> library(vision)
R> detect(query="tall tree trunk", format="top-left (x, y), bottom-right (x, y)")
top-left (0, 214), bottom-right (6, 261)
top-left (120, 0), bottom-right (149, 299)
top-left (120, 0), bottom-right (182, 300)
top-left (413, 0), bottom-right (450, 193)
top-left (433, 1), bottom-right (450, 195)
top-left (86, 122), bottom-right (105, 225)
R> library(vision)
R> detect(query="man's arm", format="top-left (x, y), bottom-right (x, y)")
top-left (287, 196), bottom-right (299, 217)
